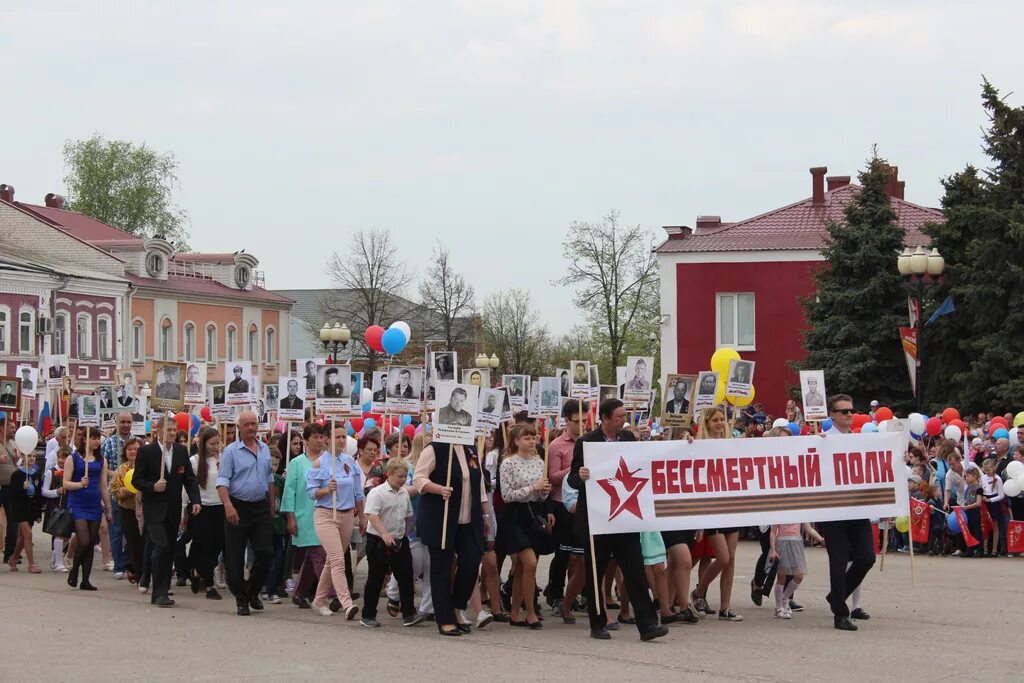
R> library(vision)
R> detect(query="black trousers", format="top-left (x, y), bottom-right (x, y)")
top-left (188, 504), bottom-right (225, 587)
top-left (146, 516), bottom-right (180, 602)
top-left (581, 531), bottom-right (657, 633)
top-left (223, 498), bottom-right (273, 603)
top-left (120, 506), bottom-right (143, 576)
top-left (174, 520), bottom-right (193, 580)
top-left (428, 524), bottom-right (482, 625)
top-left (819, 519), bottom-right (875, 619)
top-left (545, 505), bottom-right (573, 602)
top-left (363, 534), bottom-right (415, 620)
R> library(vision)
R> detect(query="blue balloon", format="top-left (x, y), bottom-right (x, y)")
top-left (821, 418), bottom-right (833, 432)
top-left (362, 401), bottom-right (372, 414)
top-left (364, 418), bottom-right (378, 431)
top-left (862, 423), bottom-right (878, 433)
top-left (346, 423), bottom-right (354, 436)
top-left (946, 511), bottom-right (961, 533)
top-left (788, 421), bottom-right (800, 436)
top-left (381, 327), bottom-right (408, 356)
top-left (400, 414), bottom-right (413, 426)
top-left (993, 428), bottom-right (1009, 440)
top-left (144, 420), bottom-right (152, 433)
top-left (0, 411), bottom-right (5, 421)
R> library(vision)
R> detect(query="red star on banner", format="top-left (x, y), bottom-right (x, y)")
top-left (597, 457), bottom-right (648, 521)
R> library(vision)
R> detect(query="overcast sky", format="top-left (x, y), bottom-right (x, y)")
top-left (3, 1), bottom-right (1022, 334)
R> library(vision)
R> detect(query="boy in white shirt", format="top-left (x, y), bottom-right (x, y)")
top-left (361, 459), bottom-right (417, 628)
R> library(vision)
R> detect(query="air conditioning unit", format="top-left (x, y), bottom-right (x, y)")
top-left (37, 317), bottom-right (54, 335)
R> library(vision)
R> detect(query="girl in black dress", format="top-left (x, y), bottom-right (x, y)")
top-left (8, 453), bottom-right (44, 573)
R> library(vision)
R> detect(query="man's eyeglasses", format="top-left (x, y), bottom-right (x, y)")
top-left (832, 408), bottom-right (855, 415)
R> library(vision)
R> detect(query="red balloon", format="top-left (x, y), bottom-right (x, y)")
top-left (941, 407), bottom-right (960, 424)
top-left (389, 416), bottom-right (399, 428)
top-left (951, 419), bottom-right (968, 432)
top-left (174, 412), bottom-right (191, 433)
top-left (852, 413), bottom-right (871, 428)
top-left (403, 425), bottom-right (416, 439)
top-left (200, 406), bottom-right (212, 422)
top-left (874, 407), bottom-right (894, 422)
top-left (351, 418), bottom-right (365, 433)
top-left (990, 417), bottom-right (1008, 429)
top-left (365, 325), bottom-right (386, 353)
top-left (852, 426), bottom-right (862, 433)
top-left (925, 417), bottom-right (943, 436)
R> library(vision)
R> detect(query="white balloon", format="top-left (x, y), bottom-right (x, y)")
top-left (360, 387), bottom-right (373, 405)
top-left (1003, 478), bottom-right (1022, 498)
top-left (944, 425), bottom-right (962, 442)
top-left (1005, 460), bottom-right (1024, 481)
top-left (772, 417), bottom-right (789, 429)
top-left (390, 321), bottom-right (411, 342)
top-left (1010, 429), bottom-right (1020, 447)
top-left (344, 435), bottom-right (358, 456)
top-left (877, 419), bottom-right (891, 433)
top-left (14, 425), bottom-right (39, 454)
top-left (908, 413), bottom-right (926, 435)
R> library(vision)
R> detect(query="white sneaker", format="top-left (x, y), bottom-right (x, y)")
top-left (266, 593), bottom-right (281, 604)
top-left (285, 578), bottom-right (295, 594)
top-left (476, 609), bottom-right (494, 629)
top-left (774, 607), bottom-right (791, 620)
top-left (113, 572), bottom-right (126, 580)
top-left (311, 601), bottom-right (334, 617)
top-left (139, 585), bottom-right (149, 594)
top-left (104, 561), bottom-right (114, 572)
top-left (214, 566), bottom-right (227, 589)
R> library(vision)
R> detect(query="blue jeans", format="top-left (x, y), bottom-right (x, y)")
top-left (263, 533), bottom-right (286, 596)
top-left (109, 502), bottom-right (126, 572)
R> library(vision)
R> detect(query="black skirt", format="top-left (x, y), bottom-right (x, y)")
top-left (496, 501), bottom-right (548, 556)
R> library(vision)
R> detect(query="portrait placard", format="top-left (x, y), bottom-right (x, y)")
top-left (277, 376), bottom-right (305, 421)
top-left (569, 361), bottom-right (591, 399)
top-left (0, 377), bottom-right (22, 413)
top-left (799, 370), bottom-right (828, 421)
top-left (371, 371), bottom-right (388, 413)
top-left (538, 377), bottom-right (560, 416)
top-left (225, 362), bottom-right (254, 406)
top-left (298, 358), bottom-right (324, 400)
top-left (477, 388), bottom-right (504, 430)
top-left (152, 361), bottom-right (186, 413)
top-left (726, 359), bottom-right (755, 399)
top-left (184, 363), bottom-right (206, 404)
top-left (662, 374), bottom-right (696, 428)
top-left (556, 368), bottom-right (570, 398)
top-left (462, 368), bottom-right (490, 389)
top-left (15, 365), bottom-right (37, 400)
top-left (623, 356), bottom-right (654, 404)
top-left (45, 354), bottom-right (70, 388)
top-left (316, 364), bottom-right (351, 415)
top-left (433, 382), bottom-right (478, 446)
top-left (77, 394), bottom-right (99, 427)
top-left (502, 374), bottom-right (528, 409)
top-left (693, 371), bottom-right (720, 416)
top-left (386, 366), bottom-right (422, 414)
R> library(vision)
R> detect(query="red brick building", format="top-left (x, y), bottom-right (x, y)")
top-left (655, 166), bottom-right (943, 415)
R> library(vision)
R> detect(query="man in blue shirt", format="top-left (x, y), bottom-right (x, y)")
top-left (217, 410), bottom-right (275, 616)
top-left (100, 412), bottom-right (134, 579)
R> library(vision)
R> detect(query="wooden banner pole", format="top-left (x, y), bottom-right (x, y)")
top-left (331, 417), bottom-right (337, 521)
top-left (908, 500), bottom-right (917, 587)
top-left (581, 394), bottom-right (602, 618)
top-left (440, 445), bottom-right (455, 550)
top-left (880, 526), bottom-right (888, 572)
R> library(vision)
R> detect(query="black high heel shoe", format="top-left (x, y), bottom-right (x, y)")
top-left (437, 624), bottom-right (462, 637)
top-left (79, 582), bottom-right (97, 591)
top-left (67, 565), bottom-right (79, 588)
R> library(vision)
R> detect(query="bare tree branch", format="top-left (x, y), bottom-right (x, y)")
top-left (481, 289), bottom-right (550, 376)
top-left (418, 242), bottom-right (476, 351)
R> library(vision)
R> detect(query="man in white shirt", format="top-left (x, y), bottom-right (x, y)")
top-left (45, 427), bottom-right (71, 472)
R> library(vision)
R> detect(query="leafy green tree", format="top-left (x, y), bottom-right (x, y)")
top-left (798, 152), bottom-right (912, 410)
top-left (63, 134), bottom-right (190, 248)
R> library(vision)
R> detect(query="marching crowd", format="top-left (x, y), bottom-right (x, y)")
top-left (1, 393), bottom-right (1022, 640)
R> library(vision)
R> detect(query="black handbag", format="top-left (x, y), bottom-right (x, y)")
top-left (527, 502), bottom-right (555, 556)
top-left (44, 496), bottom-right (74, 538)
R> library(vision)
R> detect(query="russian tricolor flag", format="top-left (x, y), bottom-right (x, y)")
top-left (37, 400), bottom-right (53, 437)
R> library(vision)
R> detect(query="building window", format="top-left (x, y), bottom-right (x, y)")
top-left (226, 325), bottom-right (237, 362)
top-left (248, 325), bottom-right (258, 365)
top-left (97, 315), bottom-right (111, 359)
top-left (76, 313), bottom-right (92, 359)
top-left (54, 312), bottom-right (69, 355)
top-left (206, 324), bottom-right (217, 363)
top-left (716, 293), bottom-right (756, 350)
top-left (160, 319), bottom-right (172, 360)
top-left (132, 321), bottom-right (144, 362)
top-left (0, 307), bottom-right (8, 354)
top-left (184, 323), bottom-right (195, 361)
top-left (264, 327), bottom-right (275, 365)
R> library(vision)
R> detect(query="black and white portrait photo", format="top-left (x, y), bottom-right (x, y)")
top-left (432, 352), bottom-right (457, 383)
top-left (598, 385), bottom-right (618, 404)
top-left (225, 363), bottom-right (254, 405)
top-left (185, 363), bottom-right (206, 403)
top-left (799, 369), bottom-right (827, 421)
top-left (477, 388), bottom-right (503, 430)
top-left (152, 361), bottom-right (186, 412)
top-left (316, 364), bottom-right (351, 415)
top-left (433, 382), bottom-right (478, 446)
top-left (15, 365), bottom-right (37, 400)
top-left (278, 377), bottom-right (305, 418)
top-left (692, 371), bottom-right (719, 414)
top-left (726, 359), bottom-right (755, 399)
top-left (371, 371), bottom-right (388, 411)
top-left (538, 377), bottom-right (560, 414)
top-left (662, 374), bottom-right (696, 427)
top-left (265, 382), bottom-right (280, 406)
top-left (0, 378), bottom-right (21, 412)
top-left (569, 361), bottom-right (590, 399)
top-left (46, 354), bottom-right (69, 388)
top-left (96, 385), bottom-right (115, 412)
top-left (77, 394), bottom-right (99, 427)
top-left (386, 366), bottom-right (422, 414)
top-left (462, 368), bottom-right (490, 388)
top-left (350, 372), bottom-right (363, 408)
top-left (623, 356), bottom-right (654, 403)
top-left (557, 369), bottom-right (570, 397)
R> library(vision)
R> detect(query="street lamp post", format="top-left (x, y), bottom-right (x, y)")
top-left (320, 322), bottom-right (351, 364)
top-left (474, 353), bottom-right (500, 386)
top-left (897, 246), bottom-right (945, 413)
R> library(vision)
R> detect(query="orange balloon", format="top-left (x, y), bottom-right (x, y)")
top-left (874, 407), bottom-right (894, 422)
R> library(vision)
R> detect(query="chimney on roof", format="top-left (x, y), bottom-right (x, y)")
top-left (662, 225), bottom-right (692, 240)
top-left (44, 193), bottom-right (65, 209)
top-left (884, 165), bottom-right (905, 199)
top-left (810, 167), bottom-right (827, 205)
top-left (695, 216), bottom-right (721, 232)
top-left (0, 184), bottom-right (13, 203)
top-left (826, 176), bottom-right (851, 191)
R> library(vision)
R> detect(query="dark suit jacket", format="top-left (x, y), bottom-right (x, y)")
top-left (133, 442), bottom-right (200, 525)
top-left (49, 366), bottom-right (66, 378)
top-left (280, 395), bottom-right (304, 409)
top-left (228, 378), bottom-right (250, 394)
top-left (390, 384), bottom-right (414, 399)
top-left (567, 427), bottom-right (637, 537)
top-left (665, 398), bottom-right (689, 414)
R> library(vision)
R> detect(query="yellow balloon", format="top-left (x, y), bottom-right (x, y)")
top-left (894, 516), bottom-right (910, 533)
top-left (727, 385), bottom-right (755, 407)
top-left (710, 348), bottom-right (741, 375)
top-left (123, 468), bottom-right (138, 495)
top-left (1014, 411), bottom-right (1024, 428)
top-left (714, 380), bottom-right (727, 405)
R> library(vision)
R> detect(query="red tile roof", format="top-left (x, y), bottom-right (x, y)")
top-left (656, 184), bottom-right (942, 254)
top-left (19, 203), bottom-right (142, 243)
top-left (173, 253), bottom-right (239, 263)
top-left (126, 273), bottom-right (293, 304)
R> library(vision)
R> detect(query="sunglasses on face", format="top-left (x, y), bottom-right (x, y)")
top-left (832, 408), bottom-right (855, 415)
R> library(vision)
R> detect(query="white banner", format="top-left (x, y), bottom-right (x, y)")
top-left (584, 433), bottom-right (909, 535)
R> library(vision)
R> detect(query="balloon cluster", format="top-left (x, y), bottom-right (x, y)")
top-left (366, 322), bottom-right (411, 356)
top-left (709, 348), bottom-right (755, 408)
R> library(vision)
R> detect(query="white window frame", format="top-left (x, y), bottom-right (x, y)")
top-left (0, 305), bottom-right (9, 354)
top-left (247, 325), bottom-right (258, 365)
top-left (160, 318), bottom-right (173, 361)
top-left (226, 325), bottom-right (237, 363)
top-left (18, 308), bottom-right (35, 355)
top-left (76, 312), bottom-right (92, 360)
top-left (54, 311), bottom-right (70, 356)
top-left (264, 326), bottom-right (276, 365)
top-left (131, 319), bottom-right (145, 364)
top-left (183, 322), bottom-right (196, 362)
top-left (205, 323), bottom-right (218, 365)
top-left (96, 313), bottom-right (112, 360)
top-left (715, 292), bottom-right (756, 352)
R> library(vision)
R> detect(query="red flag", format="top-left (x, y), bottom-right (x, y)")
top-left (980, 502), bottom-right (993, 539)
top-left (910, 499), bottom-right (930, 544)
top-left (954, 507), bottom-right (980, 547)
top-left (871, 522), bottom-right (881, 555)
top-left (1008, 521), bottom-right (1024, 554)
